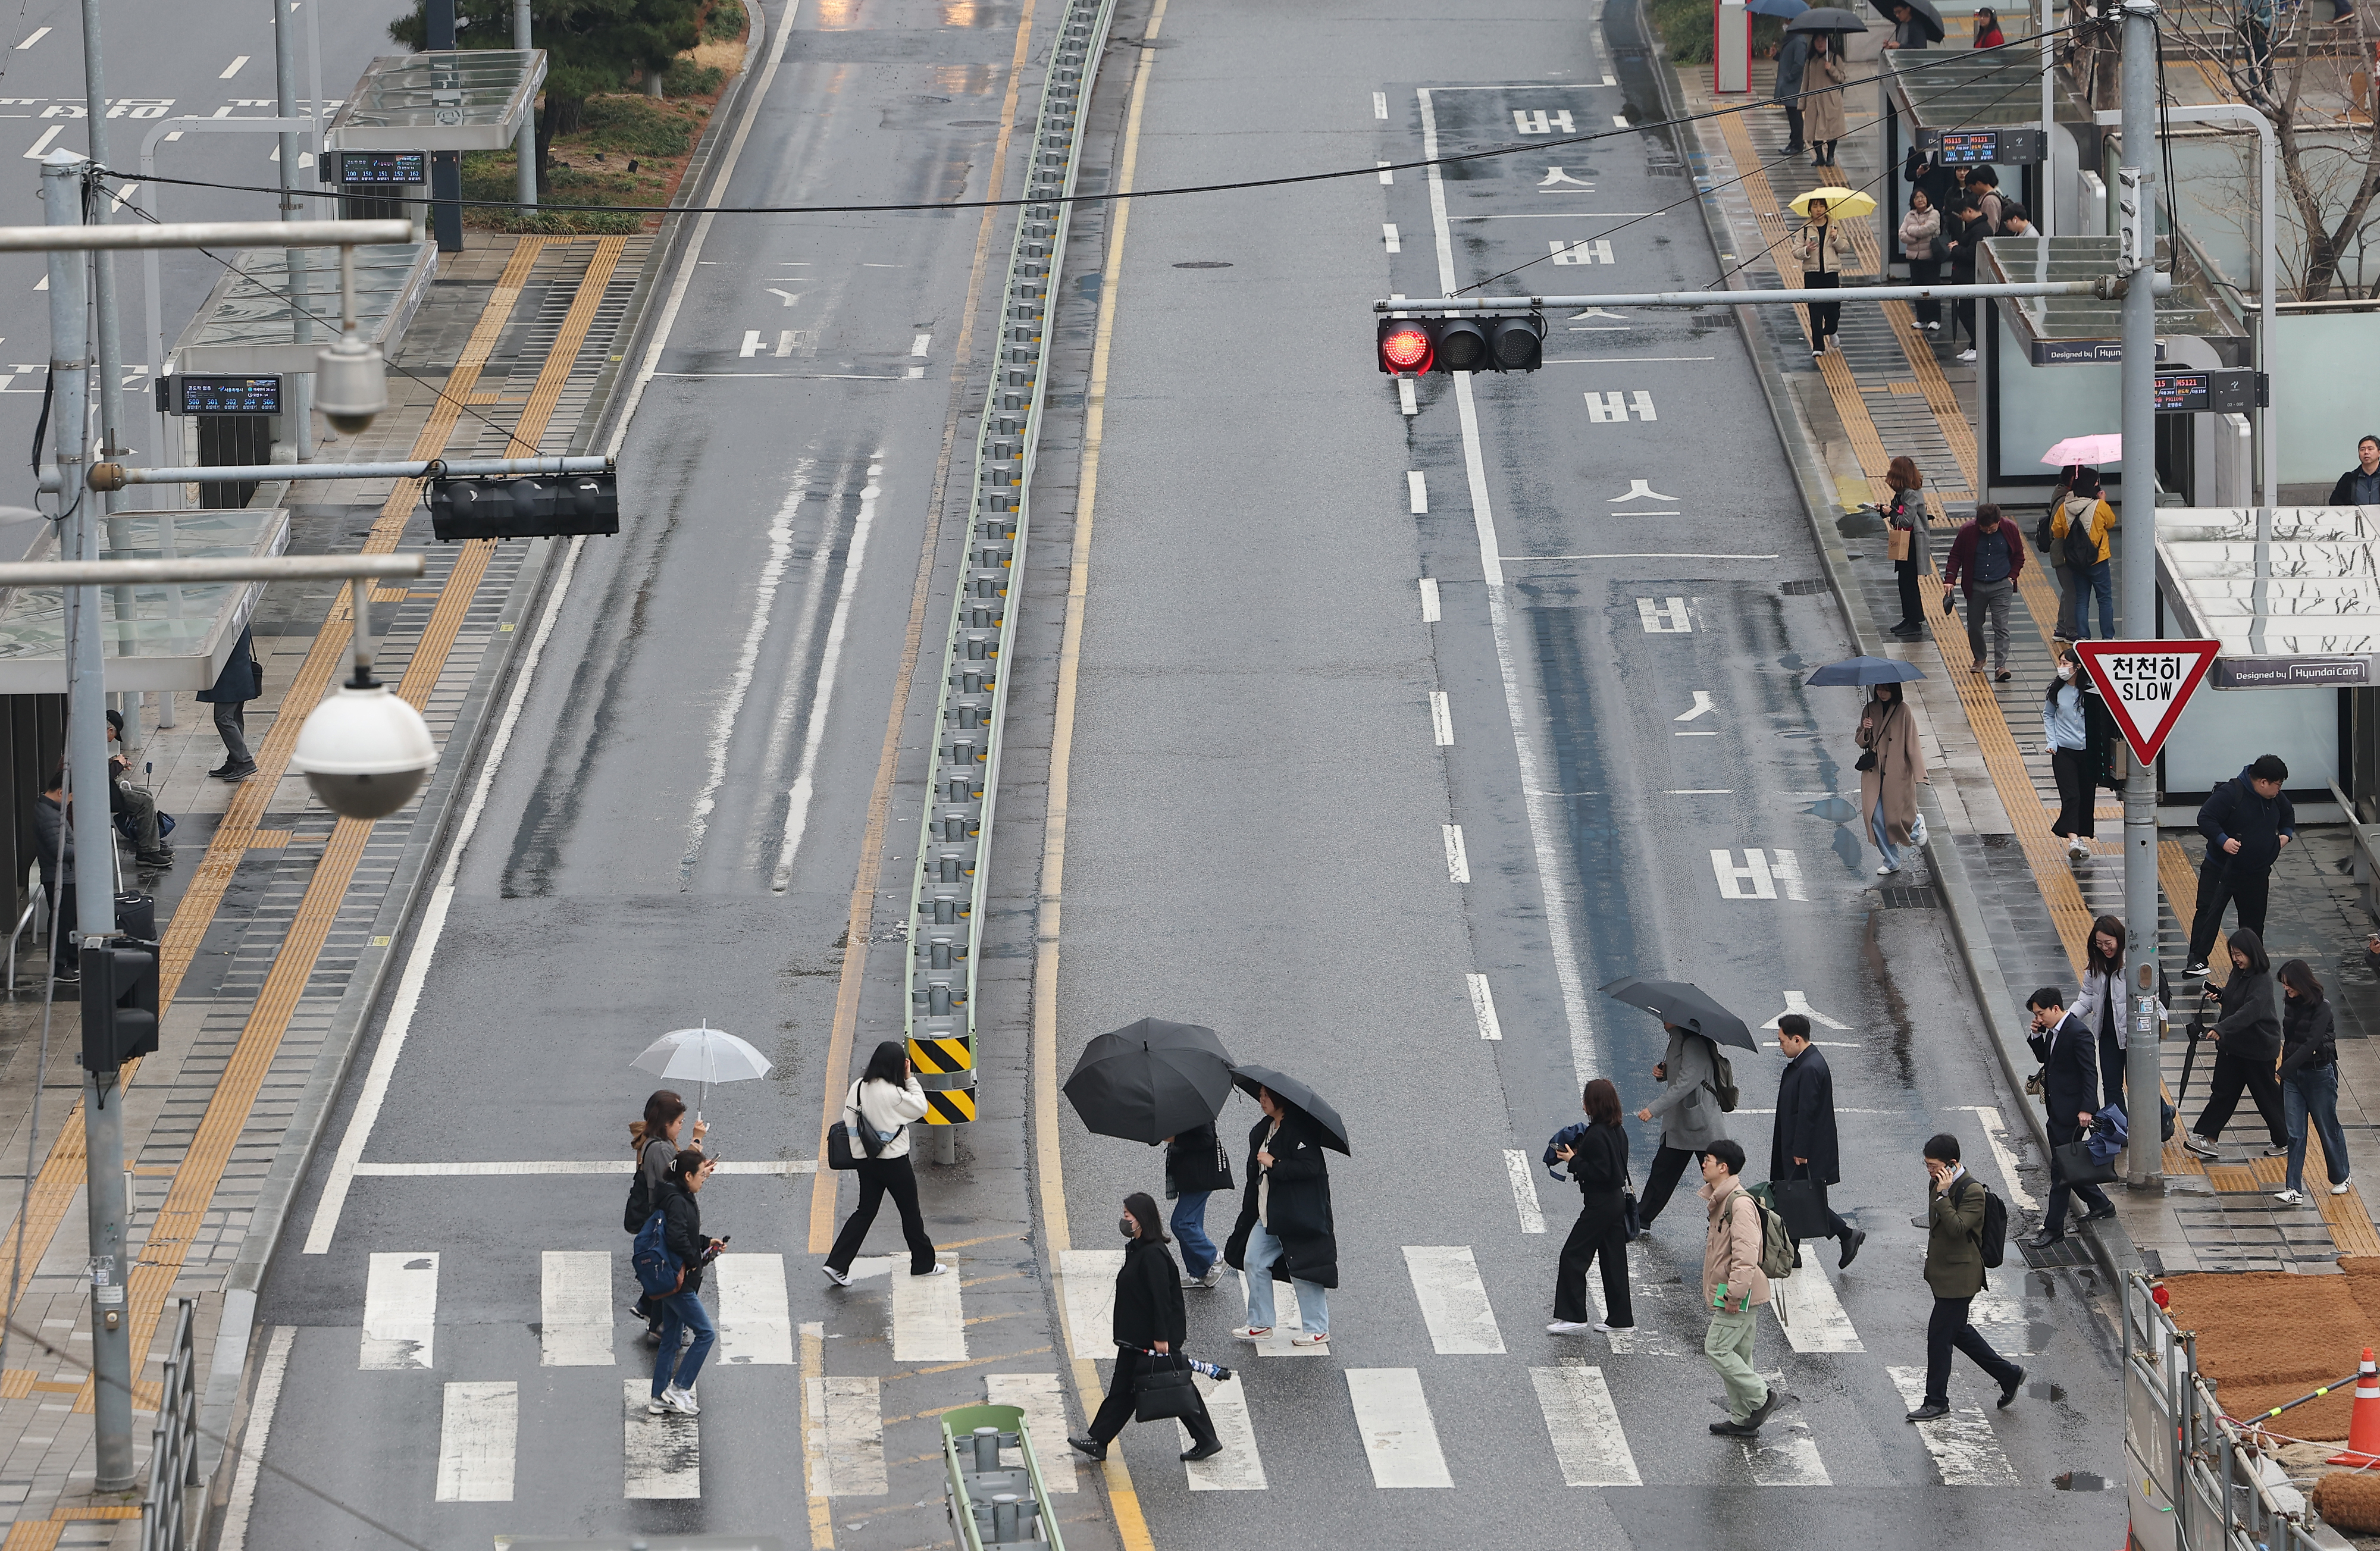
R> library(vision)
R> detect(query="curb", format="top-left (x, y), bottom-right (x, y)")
top-left (1637, 14), bottom-right (2143, 1287)
top-left (189, 14), bottom-right (782, 1534)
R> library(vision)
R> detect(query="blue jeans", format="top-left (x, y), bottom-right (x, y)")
top-left (1871, 804), bottom-right (1901, 872)
top-left (653, 1287), bottom-right (715, 1397)
top-left (1242, 1221), bottom-right (1328, 1335)
top-left (1172, 1191), bottom-right (1217, 1277)
top-left (2284, 1064), bottom-right (2350, 1194)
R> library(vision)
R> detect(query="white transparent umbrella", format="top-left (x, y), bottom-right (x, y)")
top-left (629, 1023), bottom-right (774, 1129)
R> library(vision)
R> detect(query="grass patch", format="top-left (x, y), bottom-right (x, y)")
top-left (460, 94), bottom-right (712, 233)
top-left (703, 0), bottom-right (747, 40)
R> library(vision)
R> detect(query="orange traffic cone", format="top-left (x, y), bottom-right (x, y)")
top-left (2331, 1349), bottom-right (2380, 1466)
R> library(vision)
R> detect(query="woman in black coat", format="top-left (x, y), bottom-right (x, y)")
top-left (2184, 926), bottom-right (2290, 1157)
top-left (1223, 1089), bottom-right (1338, 1346)
top-left (1164, 1122), bottom-right (1234, 1289)
top-left (1548, 1079), bottom-right (1633, 1335)
top-left (1068, 1192), bottom-right (1223, 1463)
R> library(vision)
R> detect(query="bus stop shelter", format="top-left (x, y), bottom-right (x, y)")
top-left (1879, 50), bottom-right (2089, 272)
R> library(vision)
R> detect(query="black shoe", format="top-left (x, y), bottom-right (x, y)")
top-left (1905, 1400), bottom-right (1952, 1422)
top-left (1999, 1366), bottom-right (2025, 1409)
top-left (136, 850), bottom-right (175, 869)
top-left (206, 762), bottom-right (234, 779)
top-left (2081, 1203), bottom-right (2117, 1223)
top-left (1783, 142), bottom-right (1805, 155)
top-left (215, 762), bottom-right (258, 782)
top-left (1709, 1418), bottom-right (1759, 1437)
top-left (2026, 1229), bottom-right (2064, 1249)
top-left (1745, 1389), bottom-right (1784, 1431)
top-left (50, 971), bottom-right (77, 986)
top-left (1067, 1434), bottom-right (1107, 1462)
top-left (1180, 1439), bottom-right (1224, 1462)
top-left (1839, 1229), bottom-right (1866, 1268)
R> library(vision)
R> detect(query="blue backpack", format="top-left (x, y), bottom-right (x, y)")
top-left (631, 1209), bottom-right (681, 1297)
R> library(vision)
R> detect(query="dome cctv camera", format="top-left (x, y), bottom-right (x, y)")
top-left (314, 331), bottom-right (388, 437)
top-left (292, 682), bottom-right (437, 820)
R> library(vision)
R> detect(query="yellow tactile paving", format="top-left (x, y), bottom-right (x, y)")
top-left (1, 1521), bottom-right (62, 1551)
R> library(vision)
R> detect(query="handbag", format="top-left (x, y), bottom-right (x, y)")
top-left (1855, 750), bottom-right (1877, 772)
top-left (1622, 1168), bottom-right (1643, 1240)
top-left (1887, 524), bottom-right (1912, 562)
top-left (2024, 1068), bottom-right (2046, 1096)
top-left (825, 1123), bottom-right (860, 1170)
top-left (1132, 1353), bottom-right (1202, 1422)
top-left (1771, 1177), bottom-right (1833, 1241)
top-left (2052, 1136), bottom-right (2119, 1188)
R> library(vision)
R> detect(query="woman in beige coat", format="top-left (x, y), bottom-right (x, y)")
top-left (1799, 198), bottom-right (1850, 358)
top-left (1857, 679), bottom-right (1925, 876)
top-left (1803, 35), bottom-right (1849, 167)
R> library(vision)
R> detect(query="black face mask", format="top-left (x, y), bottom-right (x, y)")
top-left (1119, 1217), bottom-right (1137, 1239)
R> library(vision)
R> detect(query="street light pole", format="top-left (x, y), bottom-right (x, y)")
top-left (41, 149), bottom-right (136, 1495)
top-left (515, 0), bottom-right (540, 213)
top-left (274, 0), bottom-right (317, 460)
top-left (2120, 0), bottom-right (2165, 1190)
top-left (79, 0), bottom-right (142, 756)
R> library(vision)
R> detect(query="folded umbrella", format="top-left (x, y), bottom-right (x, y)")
top-left (1227, 1064), bottom-right (1352, 1155)
top-left (1785, 7), bottom-right (1869, 30)
top-left (1062, 1018), bottom-right (1236, 1145)
top-left (1597, 976), bottom-right (1761, 1052)
top-left (1806, 655), bottom-right (1926, 687)
top-left (1868, 0), bottom-right (1946, 41)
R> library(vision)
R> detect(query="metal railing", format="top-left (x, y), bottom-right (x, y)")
top-left (900, 0), bottom-right (1117, 1130)
top-left (2124, 1273), bottom-right (2333, 1551)
top-left (139, 1299), bottom-right (201, 1551)
top-left (941, 1403), bottom-right (1065, 1549)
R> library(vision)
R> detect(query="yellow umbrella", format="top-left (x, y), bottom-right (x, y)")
top-left (1790, 186), bottom-right (1877, 219)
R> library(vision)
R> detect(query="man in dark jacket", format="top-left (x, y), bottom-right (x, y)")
top-left (1164, 1123), bottom-right (1233, 1290)
top-left (1909, 1133), bottom-right (2022, 1421)
top-left (1224, 1089), bottom-right (1336, 1347)
top-left (1941, 503), bottom-right (2024, 676)
top-left (2024, 988), bottom-right (2113, 1247)
top-left (1070, 1193), bottom-right (1223, 1463)
top-left (1773, 31), bottom-right (1812, 155)
top-left (196, 624), bottom-right (261, 782)
top-left (1770, 1016), bottom-right (1864, 1267)
top-left (104, 710), bottom-right (173, 869)
top-left (32, 767), bottom-right (76, 983)
top-left (2329, 435), bottom-right (2380, 506)
top-left (2185, 754), bottom-right (2295, 975)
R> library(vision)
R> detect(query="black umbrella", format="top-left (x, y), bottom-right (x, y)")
top-left (1784, 7), bottom-right (1868, 29)
top-left (1598, 976), bottom-right (1761, 1052)
top-left (1868, 0), bottom-right (1946, 41)
top-left (1227, 1064), bottom-right (1351, 1155)
top-left (1062, 1019), bottom-right (1236, 1145)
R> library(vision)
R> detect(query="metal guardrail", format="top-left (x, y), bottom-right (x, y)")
top-left (2124, 1273), bottom-right (2332, 1551)
top-left (942, 1403), bottom-right (1065, 1550)
top-left (901, 0), bottom-right (1117, 1128)
top-left (139, 1299), bottom-right (201, 1551)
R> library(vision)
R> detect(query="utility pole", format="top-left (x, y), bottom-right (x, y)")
top-left (78, 0), bottom-right (143, 756)
top-left (427, 0), bottom-right (464, 251)
top-left (42, 149), bottom-right (135, 1495)
top-left (2120, 0), bottom-right (2165, 1189)
top-left (274, 0), bottom-right (317, 459)
top-left (515, 0), bottom-right (539, 212)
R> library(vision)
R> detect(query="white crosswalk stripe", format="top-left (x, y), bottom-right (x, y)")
top-left (622, 1378), bottom-right (700, 1498)
top-left (1589, 1261), bottom-right (1684, 1355)
top-left (1741, 1412), bottom-right (1831, 1486)
top-left (541, 1251), bottom-right (613, 1367)
top-left (1970, 1280), bottom-right (2043, 1355)
top-left (851, 1255), bottom-right (967, 1361)
top-left (1345, 1368), bottom-right (1453, 1487)
top-left (717, 1253), bottom-right (794, 1364)
top-left (1179, 1375), bottom-right (1269, 1490)
top-left (1888, 1366), bottom-right (2019, 1484)
top-left (985, 1374), bottom-right (1079, 1492)
top-left (806, 1375), bottom-right (887, 1496)
top-left (361, 1252), bottom-right (438, 1370)
top-left (1530, 1366), bottom-right (1641, 1486)
top-left (1059, 1248), bottom-right (1123, 1359)
top-left (1771, 1261), bottom-right (1862, 1353)
top-left (435, 1381), bottom-right (516, 1501)
top-left (1403, 1246), bottom-right (1505, 1355)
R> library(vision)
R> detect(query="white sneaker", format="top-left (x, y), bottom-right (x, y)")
top-left (1229, 1326), bottom-right (1272, 1342)
top-left (2068, 838), bottom-right (2091, 859)
top-left (915, 1264), bottom-right (950, 1277)
top-left (2336, 1180), bottom-right (2356, 1196)
top-left (1877, 863), bottom-right (1902, 876)
top-left (1909, 814), bottom-right (1928, 847)
top-left (1288, 1331), bottom-right (1329, 1348)
top-left (662, 1386), bottom-right (700, 1416)
top-left (822, 1264), bottom-right (851, 1287)
top-left (647, 1395), bottom-right (671, 1415)
top-left (1547, 1320), bottom-right (1595, 1335)
top-left (1925, 320), bottom-right (1941, 332)
top-left (1956, 348), bottom-right (1977, 362)
top-left (2273, 1188), bottom-right (2306, 1205)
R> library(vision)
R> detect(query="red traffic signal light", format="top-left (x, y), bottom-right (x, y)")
top-left (1374, 314), bottom-right (1545, 375)
top-left (1378, 318), bottom-right (1433, 374)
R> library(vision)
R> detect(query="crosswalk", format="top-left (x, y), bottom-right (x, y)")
top-left (358, 1237), bottom-right (2060, 1504)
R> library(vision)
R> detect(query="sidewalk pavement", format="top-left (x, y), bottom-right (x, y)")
top-left (1668, 51), bottom-right (2380, 1280)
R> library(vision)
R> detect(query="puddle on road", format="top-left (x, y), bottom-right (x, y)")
top-left (1861, 913), bottom-right (1919, 1086)
top-left (2055, 1469), bottom-right (2110, 1489)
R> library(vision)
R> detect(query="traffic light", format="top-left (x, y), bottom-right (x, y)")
top-left (80, 942), bottom-right (159, 1071)
top-left (428, 472), bottom-right (619, 541)
top-left (1374, 314), bottom-right (1545, 374)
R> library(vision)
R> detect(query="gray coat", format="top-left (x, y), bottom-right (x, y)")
top-left (1773, 32), bottom-right (1811, 102)
top-left (1645, 1027), bottom-right (1728, 1151)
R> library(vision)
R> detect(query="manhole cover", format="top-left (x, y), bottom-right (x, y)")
top-left (2018, 1234), bottom-right (2093, 1270)
top-left (1173, 260), bottom-right (1232, 268)
top-left (1780, 578), bottom-right (1827, 595)
top-left (1877, 884), bottom-right (1941, 908)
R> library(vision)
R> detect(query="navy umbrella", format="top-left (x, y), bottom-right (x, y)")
top-left (1806, 656), bottom-right (1927, 687)
top-left (1063, 1019), bottom-right (1236, 1144)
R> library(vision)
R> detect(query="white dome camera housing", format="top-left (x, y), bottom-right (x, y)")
top-left (315, 331), bottom-right (388, 436)
top-left (292, 682), bottom-right (437, 820)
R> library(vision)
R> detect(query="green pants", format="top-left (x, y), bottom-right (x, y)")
top-left (1704, 1305), bottom-right (1768, 1423)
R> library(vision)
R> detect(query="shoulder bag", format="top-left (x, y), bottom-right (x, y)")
top-left (1133, 1352), bottom-right (1203, 1422)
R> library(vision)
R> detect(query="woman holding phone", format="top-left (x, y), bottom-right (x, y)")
top-left (822, 1041), bottom-right (944, 1284)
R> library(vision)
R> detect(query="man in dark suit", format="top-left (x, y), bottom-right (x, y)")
top-left (2025, 987), bottom-right (2113, 1247)
top-left (1770, 1014), bottom-right (1864, 1267)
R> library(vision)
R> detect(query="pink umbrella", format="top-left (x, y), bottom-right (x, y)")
top-left (2041, 433), bottom-right (2122, 466)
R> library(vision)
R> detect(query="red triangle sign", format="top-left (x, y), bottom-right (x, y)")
top-left (2074, 640), bottom-right (2221, 765)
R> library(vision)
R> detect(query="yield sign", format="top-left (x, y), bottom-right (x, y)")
top-left (2075, 640), bottom-right (2221, 764)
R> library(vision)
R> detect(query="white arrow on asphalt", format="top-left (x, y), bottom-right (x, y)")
top-left (1761, 990), bottom-right (1853, 1031)
top-left (1609, 478), bottom-right (1677, 503)
top-left (766, 288), bottom-right (804, 306)
top-left (1674, 690), bottom-right (1715, 722)
top-left (1569, 307), bottom-right (1627, 322)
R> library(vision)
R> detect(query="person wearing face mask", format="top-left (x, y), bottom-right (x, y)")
top-left (2043, 650), bottom-right (2096, 861)
top-left (1069, 1192), bottom-right (1226, 1463)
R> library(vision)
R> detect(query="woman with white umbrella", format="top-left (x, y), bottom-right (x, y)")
top-left (823, 1041), bottom-right (945, 1285)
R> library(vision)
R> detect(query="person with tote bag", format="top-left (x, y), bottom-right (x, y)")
top-left (1069, 1192), bottom-right (1226, 1464)
top-left (822, 1041), bottom-right (944, 1284)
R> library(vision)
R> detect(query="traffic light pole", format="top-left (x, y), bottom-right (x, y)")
top-left (2119, 0), bottom-right (2165, 1189)
top-left (1376, 277), bottom-right (2173, 312)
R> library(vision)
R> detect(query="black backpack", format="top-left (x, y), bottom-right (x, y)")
top-left (1965, 1177), bottom-right (2011, 1269)
top-left (2060, 502), bottom-right (2101, 570)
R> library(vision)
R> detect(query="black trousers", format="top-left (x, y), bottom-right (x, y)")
top-left (826, 1155), bottom-right (938, 1274)
top-left (1893, 560), bottom-right (1925, 628)
top-left (2196, 1048), bottom-right (2288, 1149)
top-left (1805, 270), bottom-right (1841, 349)
top-left (2050, 746), bottom-right (2095, 839)
top-left (2042, 1117), bottom-right (2111, 1235)
top-left (1781, 105), bottom-right (1804, 149)
top-left (1554, 1192), bottom-right (1633, 1326)
top-left (1925, 1295), bottom-right (2019, 1405)
top-left (1636, 1143), bottom-right (1703, 1229)
top-left (1951, 294), bottom-right (1977, 346)
top-left (2098, 1024), bottom-right (2128, 1118)
top-left (2187, 862), bottom-right (2270, 967)
top-left (1089, 1346), bottom-right (1219, 1449)
top-left (1778, 1159), bottom-right (1853, 1242)
top-left (1909, 257), bottom-right (1942, 324)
